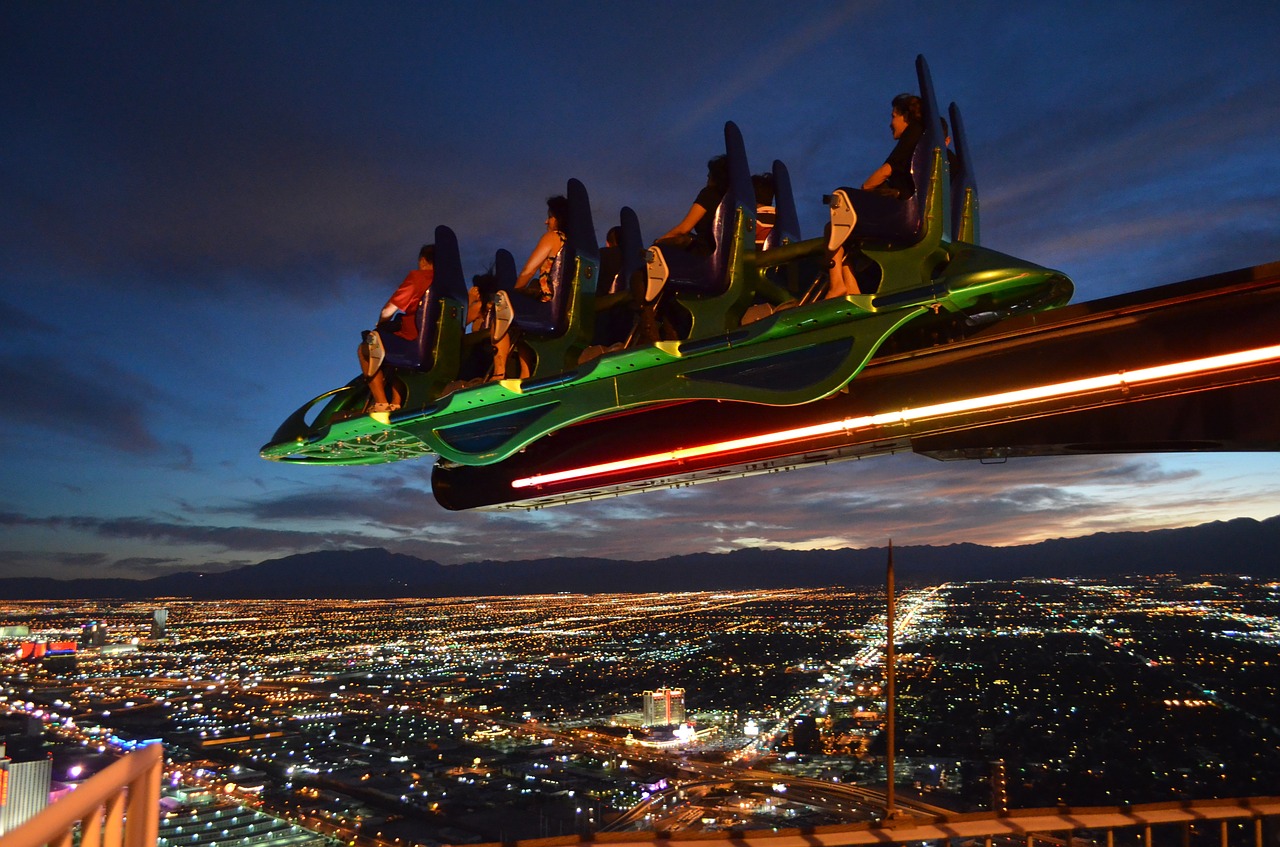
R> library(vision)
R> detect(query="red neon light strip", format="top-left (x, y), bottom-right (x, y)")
top-left (511, 343), bottom-right (1280, 490)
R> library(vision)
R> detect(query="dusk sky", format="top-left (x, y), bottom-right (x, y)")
top-left (3, 2), bottom-right (1280, 582)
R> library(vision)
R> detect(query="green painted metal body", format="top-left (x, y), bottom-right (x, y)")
top-left (260, 139), bottom-right (1072, 468)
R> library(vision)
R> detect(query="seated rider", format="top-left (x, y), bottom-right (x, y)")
top-left (459, 269), bottom-right (497, 383)
top-left (359, 243), bottom-right (435, 413)
top-left (753, 171), bottom-right (776, 250)
top-left (599, 225), bottom-right (622, 292)
top-left (492, 195), bottom-right (569, 380)
top-left (941, 116), bottom-right (958, 183)
top-left (635, 155), bottom-right (730, 343)
top-left (467, 269), bottom-right (496, 334)
top-left (655, 154), bottom-right (728, 254)
top-left (827, 93), bottom-right (923, 298)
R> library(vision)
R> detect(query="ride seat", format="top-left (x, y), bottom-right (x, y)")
top-left (948, 102), bottom-right (979, 244)
top-left (663, 123), bottom-right (754, 297)
top-left (491, 179), bottom-right (601, 378)
top-left (829, 55), bottom-right (949, 248)
top-left (745, 157), bottom-right (811, 311)
top-left (506, 239), bottom-right (571, 336)
top-left (379, 291), bottom-right (435, 369)
top-left (501, 180), bottom-right (598, 340)
top-left (763, 159), bottom-right (800, 251)
top-left (661, 193), bottom-right (728, 296)
top-left (382, 225), bottom-right (468, 371)
top-left (592, 206), bottom-right (645, 348)
top-left (830, 140), bottom-right (931, 244)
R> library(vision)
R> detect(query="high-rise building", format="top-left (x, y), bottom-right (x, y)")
top-left (642, 688), bottom-right (686, 726)
top-left (0, 744), bottom-right (52, 835)
top-left (151, 608), bottom-right (168, 641)
top-left (788, 715), bottom-right (822, 754)
top-left (80, 621), bottom-right (107, 648)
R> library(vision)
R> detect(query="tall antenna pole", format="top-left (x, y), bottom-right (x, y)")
top-left (885, 539), bottom-right (896, 820)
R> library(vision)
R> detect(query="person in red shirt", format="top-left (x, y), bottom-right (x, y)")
top-left (359, 244), bottom-right (435, 413)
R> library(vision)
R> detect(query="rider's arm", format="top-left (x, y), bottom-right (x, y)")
top-left (862, 162), bottom-right (892, 191)
top-left (657, 202), bottom-right (709, 243)
top-left (516, 231), bottom-right (562, 288)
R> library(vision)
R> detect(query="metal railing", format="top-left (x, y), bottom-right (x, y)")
top-left (0, 743), bottom-right (162, 847)
top-left (468, 796), bottom-right (1280, 847)
top-left (3, 743), bottom-right (1275, 847)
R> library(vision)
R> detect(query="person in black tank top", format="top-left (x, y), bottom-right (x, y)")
top-left (655, 155), bottom-right (729, 255)
top-left (826, 93), bottom-right (923, 299)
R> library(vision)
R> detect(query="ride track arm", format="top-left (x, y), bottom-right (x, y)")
top-left (429, 259), bottom-right (1280, 510)
top-left (391, 300), bottom-right (932, 466)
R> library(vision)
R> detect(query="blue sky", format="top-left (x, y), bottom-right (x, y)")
top-left (3, 2), bottom-right (1280, 581)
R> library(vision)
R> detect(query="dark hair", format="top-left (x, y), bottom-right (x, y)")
top-left (605, 225), bottom-right (622, 247)
top-left (706, 154), bottom-right (729, 193)
top-left (419, 244), bottom-right (435, 263)
top-left (471, 268), bottom-right (497, 300)
top-left (891, 93), bottom-right (923, 126)
top-left (546, 195), bottom-right (570, 228)
top-left (752, 172), bottom-right (775, 206)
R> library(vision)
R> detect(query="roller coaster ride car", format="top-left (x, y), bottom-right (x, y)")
top-left (260, 56), bottom-right (1072, 469)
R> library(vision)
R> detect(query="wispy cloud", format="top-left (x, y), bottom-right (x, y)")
top-left (1, 3), bottom-right (1278, 581)
top-left (0, 357), bottom-right (164, 455)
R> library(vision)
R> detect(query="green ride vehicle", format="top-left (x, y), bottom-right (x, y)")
top-left (260, 56), bottom-right (1072, 469)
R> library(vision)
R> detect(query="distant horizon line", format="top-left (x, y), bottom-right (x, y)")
top-left (3, 511), bottom-right (1278, 595)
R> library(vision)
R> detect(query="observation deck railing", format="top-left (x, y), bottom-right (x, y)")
top-left (3, 747), bottom-right (1276, 847)
top-left (472, 796), bottom-right (1280, 847)
top-left (0, 743), bottom-right (162, 847)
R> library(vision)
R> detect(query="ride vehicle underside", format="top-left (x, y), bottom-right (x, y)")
top-left (260, 56), bottom-right (1073, 471)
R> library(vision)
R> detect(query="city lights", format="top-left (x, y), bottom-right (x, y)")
top-left (3, 577), bottom-right (1280, 841)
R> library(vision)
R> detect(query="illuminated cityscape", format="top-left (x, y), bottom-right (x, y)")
top-left (3, 577), bottom-right (1280, 844)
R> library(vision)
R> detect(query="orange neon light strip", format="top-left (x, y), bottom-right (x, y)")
top-left (511, 343), bottom-right (1280, 489)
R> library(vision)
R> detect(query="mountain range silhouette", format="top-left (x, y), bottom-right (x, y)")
top-left (5, 515), bottom-right (1279, 600)
top-left (5, 514), bottom-right (1274, 601)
